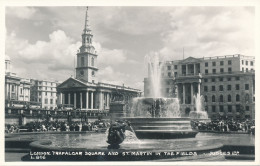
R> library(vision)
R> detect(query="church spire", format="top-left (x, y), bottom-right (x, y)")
top-left (83, 6), bottom-right (91, 34)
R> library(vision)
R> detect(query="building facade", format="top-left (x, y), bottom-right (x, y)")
top-left (144, 55), bottom-right (255, 120)
top-left (30, 79), bottom-right (60, 110)
top-left (5, 55), bottom-right (31, 102)
top-left (57, 8), bottom-right (140, 116)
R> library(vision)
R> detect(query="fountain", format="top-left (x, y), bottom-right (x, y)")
top-left (123, 55), bottom-right (198, 139)
top-left (189, 94), bottom-right (209, 122)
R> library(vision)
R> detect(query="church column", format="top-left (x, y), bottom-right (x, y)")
top-left (99, 92), bottom-right (103, 110)
top-left (186, 64), bottom-right (188, 75)
top-left (68, 93), bottom-right (71, 105)
top-left (9, 84), bottom-right (12, 100)
top-left (191, 83), bottom-right (194, 104)
top-left (62, 93), bottom-right (65, 105)
top-left (183, 84), bottom-right (185, 104)
top-left (91, 91), bottom-right (94, 109)
top-left (106, 93), bottom-right (109, 109)
top-left (74, 93), bottom-right (77, 109)
top-left (198, 83), bottom-right (201, 96)
top-left (86, 91), bottom-right (89, 109)
top-left (80, 93), bottom-right (82, 109)
top-left (193, 64), bottom-right (196, 75)
top-left (6, 83), bottom-right (9, 100)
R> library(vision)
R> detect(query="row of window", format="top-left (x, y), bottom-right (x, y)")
top-left (205, 67), bottom-right (232, 74)
top-left (38, 98), bottom-right (56, 104)
top-left (204, 76), bottom-right (241, 82)
top-left (241, 60), bottom-right (254, 66)
top-left (204, 84), bottom-right (250, 92)
top-left (205, 60), bottom-right (232, 67)
top-left (38, 92), bottom-right (57, 96)
top-left (204, 94), bottom-right (243, 103)
top-left (81, 56), bottom-right (95, 67)
top-left (208, 105), bottom-right (250, 113)
top-left (167, 65), bottom-right (178, 70)
top-left (38, 81), bottom-right (56, 86)
top-left (38, 87), bottom-right (56, 91)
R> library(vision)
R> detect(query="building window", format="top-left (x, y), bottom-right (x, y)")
top-left (174, 65), bottom-right (178, 69)
top-left (39, 92), bottom-right (41, 96)
top-left (228, 60), bottom-right (232, 65)
top-left (236, 105), bottom-right (240, 112)
top-left (220, 68), bottom-right (224, 73)
top-left (212, 78), bottom-right (215, 82)
top-left (245, 84), bottom-right (249, 90)
top-left (212, 69), bottom-right (216, 74)
top-left (167, 66), bottom-right (171, 70)
top-left (219, 105), bottom-right (224, 112)
top-left (168, 72), bottom-right (171, 77)
top-left (50, 99), bottom-right (53, 104)
top-left (228, 67), bottom-right (232, 73)
top-left (246, 106), bottom-right (250, 111)
top-left (212, 95), bottom-right (216, 102)
top-left (227, 85), bottom-right (231, 91)
top-left (228, 105), bottom-right (232, 112)
top-left (219, 77), bottom-right (223, 81)
top-left (91, 57), bottom-right (95, 66)
top-left (219, 85), bottom-right (224, 91)
top-left (228, 95), bottom-right (232, 102)
top-left (205, 69), bottom-right (208, 74)
top-left (81, 57), bottom-right (84, 66)
top-left (212, 62), bottom-right (216, 66)
top-left (45, 98), bottom-right (48, 104)
top-left (236, 77), bottom-right (240, 80)
top-left (212, 105), bottom-right (216, 112)
top-left (236, 84), bottom-right (240, 90)
top-left (212, 86), bottom-right (215, 91)
top-left (92, 71), bottom-right (95, 77)
top-left (246, 68), bottom-right (248, 72)
top-left (251, 61), bottom-right (254, 66)
top-left (236, 94), bottom-right (240, 102)
top-left (227, 77), bottom-right (232, 81)
top-left (242, 67), bottom-right (244, 71)
top-left (246, 61), bottom-right (248, 65)
top-left (51, 93), bottom-right (53, 96)
top-left (205, 62), bottom-right (208, 67)
top-left (219, 95), bottom-right (224, 102)
top-left (20, 88), bottom-right (23, 94)
top-left (45, 92), bottom-right (47, 96)
top-left (220, 61), bottom-right (224, 66)
top-left (242, 60), bottom-right (244, 65)
top-left (204, 78), bottom-right (208, 82)
top-left (204, 86), bottom-right (208, 92)
top-left (174, 72), bottom-right (177, 77)
top-left (204, 95), bottom-right (208, 102)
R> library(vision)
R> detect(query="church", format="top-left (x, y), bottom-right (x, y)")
top-left (56, 8), bottom-right (140, 116)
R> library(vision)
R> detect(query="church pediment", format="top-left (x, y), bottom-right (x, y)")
top-left (57, 77), bottom-right (88, 89)
top-left (181, 57), bottom-right (202, 64)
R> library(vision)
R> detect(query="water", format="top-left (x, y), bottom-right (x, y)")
top-left (145, 54), bottom-right (162, 98)
top-left (130, 97), bottom-right (181, 118)
top-left (190, 94), bottom-right (208, 119)
top-left (11, 132), bottom-right (254, 149)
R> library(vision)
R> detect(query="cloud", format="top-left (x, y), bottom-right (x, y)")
top-left (155, 7), bottom-right (255, 60)
top-left (6, 7), bottom-right (37, 19)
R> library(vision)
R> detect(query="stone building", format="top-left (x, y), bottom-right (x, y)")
top-left (5, 55), bottom-right (31, 102)
top-left (30, 79), bottom-right (60, 110)
top-left (144, 54), bottom-right (255, 120)
top-left (57, 7), bottom-right (140, 116)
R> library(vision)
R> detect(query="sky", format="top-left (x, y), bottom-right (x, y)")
top-left (5, 6), bottom-right (255, 91)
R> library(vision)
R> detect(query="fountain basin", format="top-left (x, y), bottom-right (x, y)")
top-left (124, 117), bottom-right (198, 139)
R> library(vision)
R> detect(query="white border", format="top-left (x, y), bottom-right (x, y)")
top-left (0, 0), bottom-right (259, 166)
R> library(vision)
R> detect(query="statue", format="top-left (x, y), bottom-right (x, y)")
top-left (107, 120), bottom-right (132, 148)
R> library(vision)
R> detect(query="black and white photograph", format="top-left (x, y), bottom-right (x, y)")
top-left (1, 0), bottom-right (259, 165)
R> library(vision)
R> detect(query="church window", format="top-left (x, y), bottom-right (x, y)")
top-left (81, 57), bottom-right (84, 66)
top-left (91, 57), bottom-right (94, 66)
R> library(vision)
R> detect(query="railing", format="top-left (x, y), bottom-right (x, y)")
top-left (98, 82), bottom-right (140, 92)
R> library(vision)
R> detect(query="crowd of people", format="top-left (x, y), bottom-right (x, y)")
top-left (5, 120), bottom-right (110, 133)
top-left (191, 119), bottom-right (255, 134)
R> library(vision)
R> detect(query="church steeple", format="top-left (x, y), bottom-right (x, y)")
top-left (76, 7), bottom-right (98, 83)
top-left (80, 6), bottom-right (95, 54)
